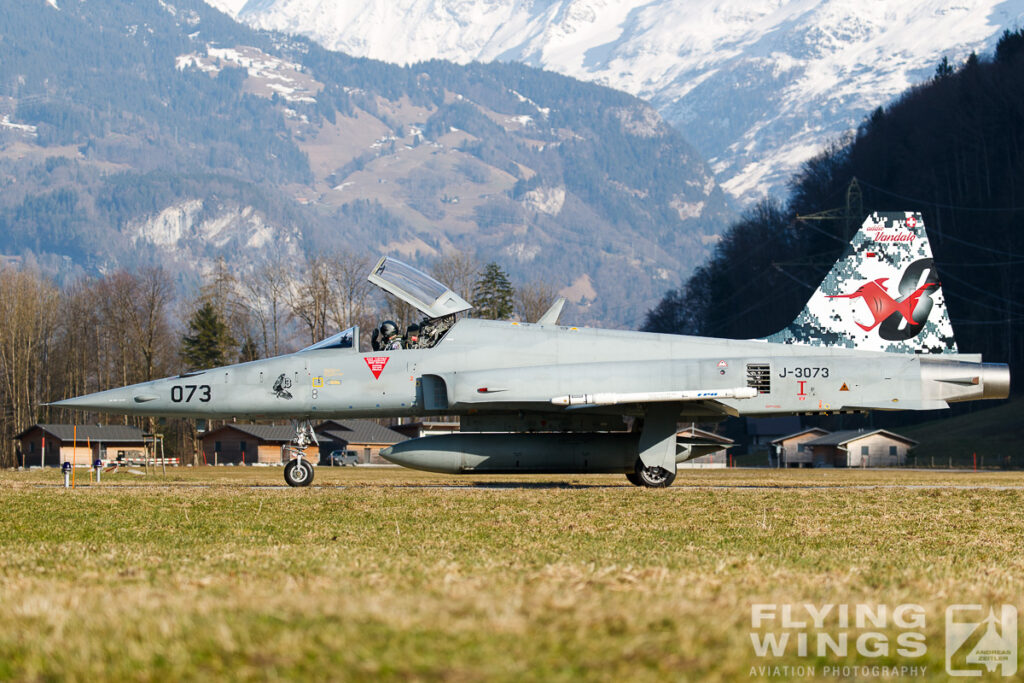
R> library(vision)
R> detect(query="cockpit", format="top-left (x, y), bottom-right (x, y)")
top-left (299, 256), bottom-right (472, 354)
top-left (367, 256), bottom-right (473, 351)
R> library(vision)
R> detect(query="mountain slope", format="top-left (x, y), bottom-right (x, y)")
top-left (0, 0), bottom-right (733, 327)
top-left (218, 0), bottom-right (1024, 202)
top-left (644, 34), bottom-right (1024, 382)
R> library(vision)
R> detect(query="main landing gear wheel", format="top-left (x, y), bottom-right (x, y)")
top-left (284, 459), bottom-right (314, 487)
top-left (634, 459), bottom-right (676, 488)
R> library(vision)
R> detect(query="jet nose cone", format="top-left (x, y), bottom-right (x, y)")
top-left (49, 386), bottom-right (140, 413)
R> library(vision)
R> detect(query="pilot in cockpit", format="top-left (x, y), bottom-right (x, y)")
top-left (377, 320), bottom-right (403, 351)
top-left (405, 323), bottom-right (421, 349)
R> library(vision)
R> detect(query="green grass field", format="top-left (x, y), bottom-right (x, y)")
top-left (1, 467), bottom-right (1021, 681)
top-left (900, 397), bottom-right (1024, 466)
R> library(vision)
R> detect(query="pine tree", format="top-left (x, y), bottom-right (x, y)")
top-left (238, 336), bottom-right (260, 363)
top-left (472, 262), bottom-right (515, 320)
top-left (181, 301), bottom-right (236, 370)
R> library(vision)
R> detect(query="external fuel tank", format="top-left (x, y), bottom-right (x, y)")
top-left (380, 433), bottom-right (641, 474)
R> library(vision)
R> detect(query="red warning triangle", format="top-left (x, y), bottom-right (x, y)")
top-left (364, 356), bottom-right (389, 379)
top-left (839, 383), bottom-right (850, 391)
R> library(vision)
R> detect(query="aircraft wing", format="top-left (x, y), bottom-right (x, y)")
top-left (428, 361), bottom-right (758, 417)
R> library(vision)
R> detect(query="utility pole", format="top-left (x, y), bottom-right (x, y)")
top-left (844, 177), bottom-right (863, 243)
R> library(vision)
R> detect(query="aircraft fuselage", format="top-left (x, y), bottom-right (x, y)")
top-left (59, 318), bottom-right (1008, 422)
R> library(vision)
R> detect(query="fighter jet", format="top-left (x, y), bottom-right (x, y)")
top-left (53, 212), bottom-right (1009, 487)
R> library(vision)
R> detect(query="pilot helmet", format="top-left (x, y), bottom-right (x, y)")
top-left (380, 320), bottom-right (399, 339)
top-left (406, 323), bottom-right (421, 339)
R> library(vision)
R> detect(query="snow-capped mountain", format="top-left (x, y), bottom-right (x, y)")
top-left (208, 0), bottom-right (1024, 203)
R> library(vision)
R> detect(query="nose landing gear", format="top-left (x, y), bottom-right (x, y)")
top-left (284, 458), bottom-right (314, 486)
top-left (284, 420), bottom-right (317, 487)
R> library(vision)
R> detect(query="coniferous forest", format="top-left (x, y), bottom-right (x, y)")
top-left (644, 30), bottom-right (1024, 388)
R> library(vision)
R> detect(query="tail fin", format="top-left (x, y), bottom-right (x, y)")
top-left (767, 211), bottom-right (957, 354)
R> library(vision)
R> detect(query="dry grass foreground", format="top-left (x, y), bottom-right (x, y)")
top-left (0, 467), bottom-right (1021, 681)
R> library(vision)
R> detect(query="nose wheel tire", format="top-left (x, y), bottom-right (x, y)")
top-left (634, 459), bottom-right (676, 488)
top-left (284, 459), bottom-right (314, 487)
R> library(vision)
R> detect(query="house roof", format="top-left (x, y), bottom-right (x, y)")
top-left (804, 429), bottom-right (918, 448)
top-left (204, 424), bottom-right (296, 442)
top-left (316, 420), bottom-right (408, 445)
top-left (677, 427), bottom-right (733, 445)
top-left (770, 428), bottom-right (831, 445)
top-left (15, 424), bottom-right (147, 443)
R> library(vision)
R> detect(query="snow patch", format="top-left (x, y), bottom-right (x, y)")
top-left (670, 197), bottom-right (705, 221)
top-left (202, 0), bottom-right (252, 17)
top-left (505, 114), bottom-right (534, 127)
top-left (510, 89), bottom-right (551, 117)
top-left (176, 54), bottom-right (218, 73)
top-left (0, 115), bottom-right (38, 136)
top-left (176, 45), bottom-right (319, 103)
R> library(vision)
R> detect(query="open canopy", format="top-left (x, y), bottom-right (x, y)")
top-left (367, 256), bottom-right (472, 320)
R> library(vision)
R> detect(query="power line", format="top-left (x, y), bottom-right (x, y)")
top-left (942, 289), bottom-right (1024, 316)
top-left (935, 232), bottom-right (1024, 259)
top-left (952, 318), bottom-right (1024, 325)
top-left (938, 271), bottom-right (1024, 311)
top-left (793, 216), bottom-right (848, 244)
top-left (805, 179), bottom-right (1024, 258)
top-left (936, 259), bottom-right (1024, 267)
top-left (857, 178), bottom-right (1024, 213)
top-left (771, 264), bottom-right (818, 290)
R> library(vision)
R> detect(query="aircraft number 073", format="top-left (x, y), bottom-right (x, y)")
top-left (778, 367), bottom-right (829, 378)
top-left (170, 385), bottom-right (212, 403)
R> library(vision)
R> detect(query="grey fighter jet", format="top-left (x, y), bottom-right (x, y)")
top-left (54, 212), bottom-right (1009, 487)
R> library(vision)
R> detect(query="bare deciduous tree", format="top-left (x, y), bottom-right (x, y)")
top-left (431, 251), bottom-right (480, 302)
top-left (0, 269), bottom-right (59, 467)
top-left (326, 251), bottom-right (375, 334)
top-left (239, 256), bottom-right (293, 358)
top-left (515, 282), bottom-right (559, 323)
top-left (123, 267), bottom-right (175, 382)
top-left (289, 256), bottom-right (332, 345)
